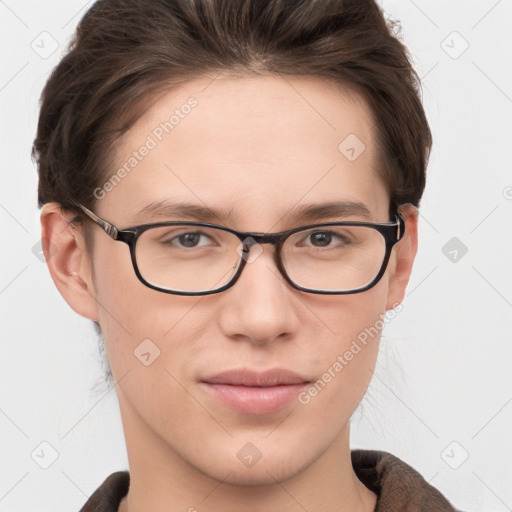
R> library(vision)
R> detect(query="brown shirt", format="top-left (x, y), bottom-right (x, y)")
top-left (79, 449), bottom-right (461, 511)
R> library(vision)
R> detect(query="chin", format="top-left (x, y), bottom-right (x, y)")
top-left (191, 446), bottom-right (309, 487)
top-left (203, 464), bottom-right (298, 487)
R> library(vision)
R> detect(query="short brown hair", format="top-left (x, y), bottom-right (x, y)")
top-left (33, 0), bottom-right (431, 219)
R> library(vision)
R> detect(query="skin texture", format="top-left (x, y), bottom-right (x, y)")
top-left (41, 73), bottom-right (418, 512)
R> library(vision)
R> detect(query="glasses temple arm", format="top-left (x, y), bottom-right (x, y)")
top-left (69, 200), bottom-right (119, 239)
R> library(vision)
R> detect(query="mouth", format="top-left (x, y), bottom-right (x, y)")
top-left (200, 368), bottom-right (311, 415)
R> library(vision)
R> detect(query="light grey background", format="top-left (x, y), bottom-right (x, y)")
top-left (1, 0), bottom-right (511, 510)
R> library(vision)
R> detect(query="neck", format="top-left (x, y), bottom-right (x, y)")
top-left (117, 399), bottom-right (376, 512)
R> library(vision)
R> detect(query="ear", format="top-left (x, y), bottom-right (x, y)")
top-left (385, 204), bottom-right (419, 311)
top-left (40, 202), bottom-right (99, 321)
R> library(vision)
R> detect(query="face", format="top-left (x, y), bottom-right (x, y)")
top-left (43, 73), bottom-right (417, 488)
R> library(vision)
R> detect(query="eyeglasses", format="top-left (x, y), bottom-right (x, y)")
top-left (70, 201), bottom-right (405, 296)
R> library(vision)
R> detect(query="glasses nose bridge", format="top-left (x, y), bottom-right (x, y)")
top-left (237, 231), bottom-right (285, 279)
top-left (242, 232), bottom-right (283, 246)
top-left (238, 232), bottom-right (284, 259)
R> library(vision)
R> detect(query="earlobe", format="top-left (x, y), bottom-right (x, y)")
top-left (385, 204), bottom-right (419, 311)
top-left (40, 202), bottom-right (99, 321)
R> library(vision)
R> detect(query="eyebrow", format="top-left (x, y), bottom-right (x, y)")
top-left (133, 199), bottom-right (373, 225)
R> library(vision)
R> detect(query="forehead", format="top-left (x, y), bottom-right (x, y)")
top-left (104, 73), bottom-right (388, 226)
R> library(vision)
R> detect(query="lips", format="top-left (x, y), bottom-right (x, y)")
top-left (200, 368), bottom-right (311, 415)
top-left (202, 368), bottom-right (310, 387)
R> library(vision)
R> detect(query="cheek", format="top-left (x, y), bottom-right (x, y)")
top-left (302, 281), bottom-right (389, 413)
top-left (89, 239), bottom-right (201, 373)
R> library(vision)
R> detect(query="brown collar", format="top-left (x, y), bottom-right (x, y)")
top-left (351, 450), bottom-right (460, 511)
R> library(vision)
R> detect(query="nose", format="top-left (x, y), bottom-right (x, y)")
top-left (217, 240), bottom-right (300, 345)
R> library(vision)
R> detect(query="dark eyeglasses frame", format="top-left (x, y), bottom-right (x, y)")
top-left (70, 201), bottom-right (406, 296)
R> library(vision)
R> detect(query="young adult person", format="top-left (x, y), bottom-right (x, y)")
top-left (33, 0), bottom-right (462, 510)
